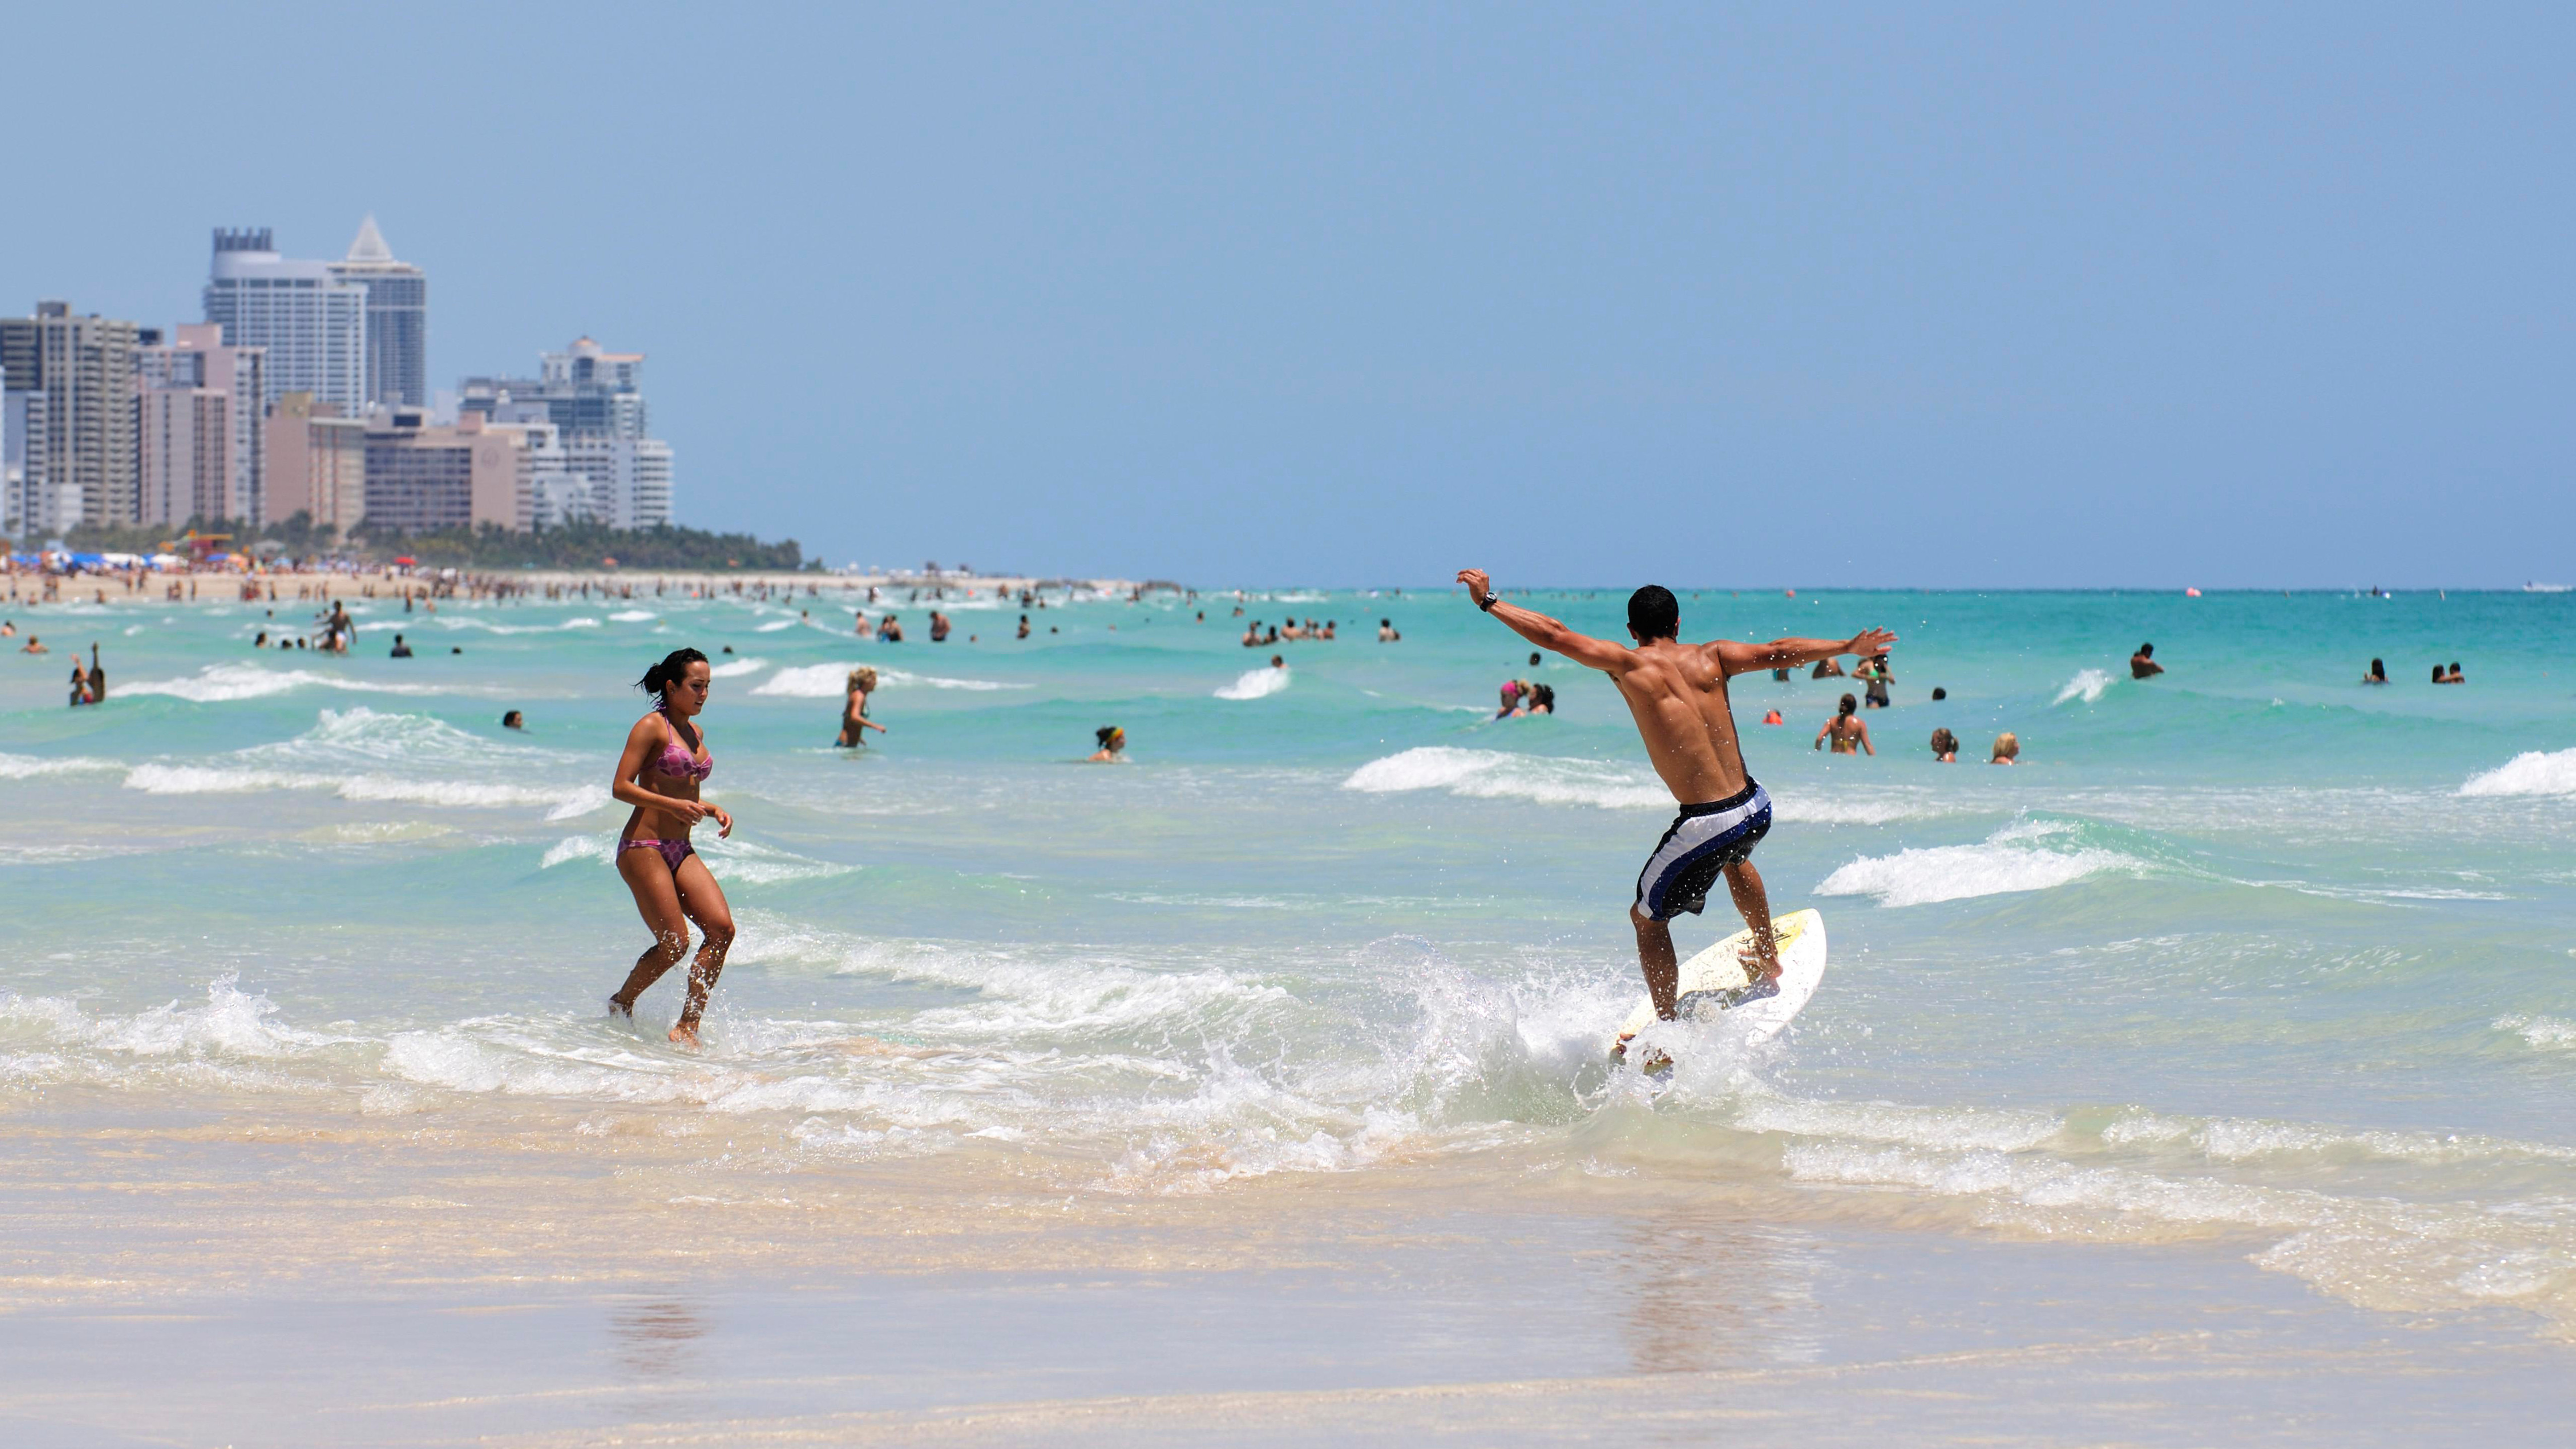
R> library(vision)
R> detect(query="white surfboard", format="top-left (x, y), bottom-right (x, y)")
top-left (1610, 908), bottom-right (1828, 1062)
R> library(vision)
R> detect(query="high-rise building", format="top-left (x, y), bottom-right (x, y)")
top-left (265, 392), bottom-right (367, 531)
top-left (0, 301), bottom-right (142, 532)
top-left (329, 215), bottom-right (428, 408)
top-left (138, 323), bottom-right (266, 522)
top-left (361, 408), bottom-right (517, 533)
top-left (203, 228), bottom-right (366, 413)
top-left (457, 337), bottom-right (672, 528)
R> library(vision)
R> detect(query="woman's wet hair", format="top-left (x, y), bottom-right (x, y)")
top-left (1992, 731), bottom-right (2020, 760)
top-left (637, 648), bottom-right (710, 704)
top-left (2432, 664), bottom-right (2444, 682)
top-left (1095, 725), bottom-right (1123, 748)
top-left (848, 666), bottom-right (878, 692)
top-left (1627, 584), bottom-right (1679, 641)
top-left (1930, 727), bottom-right (1957, 754)
top-left (1838, 693), bottom-right (1858, 715)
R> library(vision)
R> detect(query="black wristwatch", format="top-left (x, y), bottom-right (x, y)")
top-left (1478, 591), bottom-right (1500, 612)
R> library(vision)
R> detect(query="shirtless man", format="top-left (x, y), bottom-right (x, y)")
top-left (1458, 570), bottom-right (1895, 1020)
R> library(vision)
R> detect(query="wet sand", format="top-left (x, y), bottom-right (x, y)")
top-left (2, 1092), bottom-right (2568, 1446)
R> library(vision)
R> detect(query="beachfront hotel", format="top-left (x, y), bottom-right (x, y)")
top-left (202, 228), bottom-right (367, 413)
top-left (0, 301), bottom-right (142, 533)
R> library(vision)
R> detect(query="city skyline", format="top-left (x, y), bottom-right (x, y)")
top-left (2, 212), bottom-right (677, 539)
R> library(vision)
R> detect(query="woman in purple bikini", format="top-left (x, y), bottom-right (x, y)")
top-left (606, 648), bottom-right (736, 1045)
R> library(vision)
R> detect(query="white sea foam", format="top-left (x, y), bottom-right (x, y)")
top-left (1342, 747), bottom-right (1667, 809)
top-left (2053, 667), bottom-right (2114, 705)
top-left (122, 663), bottom-right (450, 702)
top-left (122, 762), bottom-right (606, 816)
top-left (609, 610), bottom-right (657, 622)
top-left (755, 619), bottom-right (798, 632)
top-left (240, 706), bottom-right (576, 770)
top-left (0, 752), bottom-right (122, 780)
top-left (751, 663), bottom-right (1021, 696)
top-left (1215, 666), bottom-right (1290, 700)
top-left (2460, 748), bottom-right (2576, 798)
top-left (1816, 820), bottom-right (2143, 907)
top-left (708, 656), bottom-right (767, 678)
top-left (2495, 1014), bottom-right (2576, 1052)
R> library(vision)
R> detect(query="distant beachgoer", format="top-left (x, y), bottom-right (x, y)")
top-left (1017, 614), bottom-right (1031, 640)
top-left (1858, 653), bottom-right (1892, 708)
top-left (0, 621), bottom-right (13, 637)
top-left (1497, 679), bottom-right (1526, 717)
top-left (2130, 643), bottom-right (2164, 680)
top-left (1990, 732), bottom-right (2020, 764)
top-left (1322, 620), bottom-right (1337, 639)
top-left (389, 634), bottom-right (413, 657)
top-left (1241, 621), bottom-right (1263, 647)
top-left (837, 667), bottom-right (887, 747)
top-left (1761, 709), bottom-right (1784, 725)
top-left (254, 631), bottom-right (268, 647)
top-left (86, 643), bottom-right (106, 702)
top-left (502, 710), bottom-right (525, 730)
top-left (1270, 654), bottom-right (1285, 669)
top-left (1089, 726), bottom-right (1127, 762)
top-left (877, 613), bottom-right (904, 642)
top-left (1816, 694), bottom-right (1874, 755)
top-left (1931, 687), bottom-right (1947, 700)
top-left (1810, 656), bottom-right (1845, 679)
top-left (1456, 567), bottom-right (1894, 1030)
top-left (1930, 727), bottom-right (1958, 763)
top-left (607, 648), bottom-right (735, 1048)
top-left (929, 611), bottom-right (951, 643)
top-left (2431, 664), bottom-right (2452, 684)
top-left (1264, 624), bottom-right (1280, 645)
top-left (20, 636), bottom-right (43, 654)
top-left (1528, 683), bottom-right (1555, 714)
top-left (2447, 661), bottom-right (2465, 684)
top-left (2363, 658), bottom-right (2387, 684)
top-left (1379, 618), bottom-right (1400, 641)
top-left (68, 658), bottom-right (92, 706)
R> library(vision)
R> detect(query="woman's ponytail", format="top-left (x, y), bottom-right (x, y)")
top-left (637, 647), bottom-right (710, 705)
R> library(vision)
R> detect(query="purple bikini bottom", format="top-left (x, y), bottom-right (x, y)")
top-left (619, 837), bottom-right (694, 872)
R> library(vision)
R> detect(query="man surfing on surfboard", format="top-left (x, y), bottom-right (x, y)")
top-left (1456, 572), bottom-right (1895, 1045)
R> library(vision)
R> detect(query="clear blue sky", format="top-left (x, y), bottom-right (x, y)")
top-left (7, 4), bottom-right (2569, 588)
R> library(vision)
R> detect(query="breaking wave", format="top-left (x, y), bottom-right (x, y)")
top-left (2053, 667), bottom-right (2115, 705)
top-left (2460, 747), bottom-right (2576, 798)
top-left (1214, 666), bottom-right (1291, 700)
top-left (1815, 819), bottom-right (2145, 907)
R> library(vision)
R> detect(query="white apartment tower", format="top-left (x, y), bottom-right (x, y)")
top-left (328, 216), bottom-right (428, 408)
top-left (203, 228), bottom-right (366, 413)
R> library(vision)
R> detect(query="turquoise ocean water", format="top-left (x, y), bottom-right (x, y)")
top-left (5, 583), bottom-right (2574, 1333)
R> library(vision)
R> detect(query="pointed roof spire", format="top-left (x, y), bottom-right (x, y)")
top-left (345, 214), bottom-right (393, 264)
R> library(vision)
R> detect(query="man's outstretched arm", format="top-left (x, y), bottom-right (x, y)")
top-left (1716, 627), bottom-right (1898, 678)
top-left (1456, 569), bottom-right (1631, 671)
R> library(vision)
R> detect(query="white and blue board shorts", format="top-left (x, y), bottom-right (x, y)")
top-left (1635, 780), bottom-right (1773, 922)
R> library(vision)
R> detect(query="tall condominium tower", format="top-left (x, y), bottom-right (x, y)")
top-left (0, 301), bottom-right (142, 533)
top-left (329, 215), bottom-right (428, 408)
top-left (203, 228), bottom-right (366, 413)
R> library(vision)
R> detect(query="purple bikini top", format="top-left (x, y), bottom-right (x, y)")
top-left (645, 711), bottom-right (713, 781)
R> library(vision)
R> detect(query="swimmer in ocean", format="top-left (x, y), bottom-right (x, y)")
top-left (1089, 725), bottom-right (1128, 762)
top-left (837, 667), bottom-right (887, 747)
top-left (1816, 694), bottom-right (1874, 755)
top-left (1457, 567), bottom-right (1894, 1024)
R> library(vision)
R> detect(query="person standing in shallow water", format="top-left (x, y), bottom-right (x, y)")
top-left (1456, 568), bottom-right (1894, 1031)
top-left (607, 648), bottom-right (737, 1047)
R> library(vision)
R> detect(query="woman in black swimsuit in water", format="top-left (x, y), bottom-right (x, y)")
top-left (606, 648), bottom-right (737, 1046)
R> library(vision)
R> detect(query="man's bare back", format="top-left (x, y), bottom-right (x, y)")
top-left (1457, 571), bottom-right (1895, 1029)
